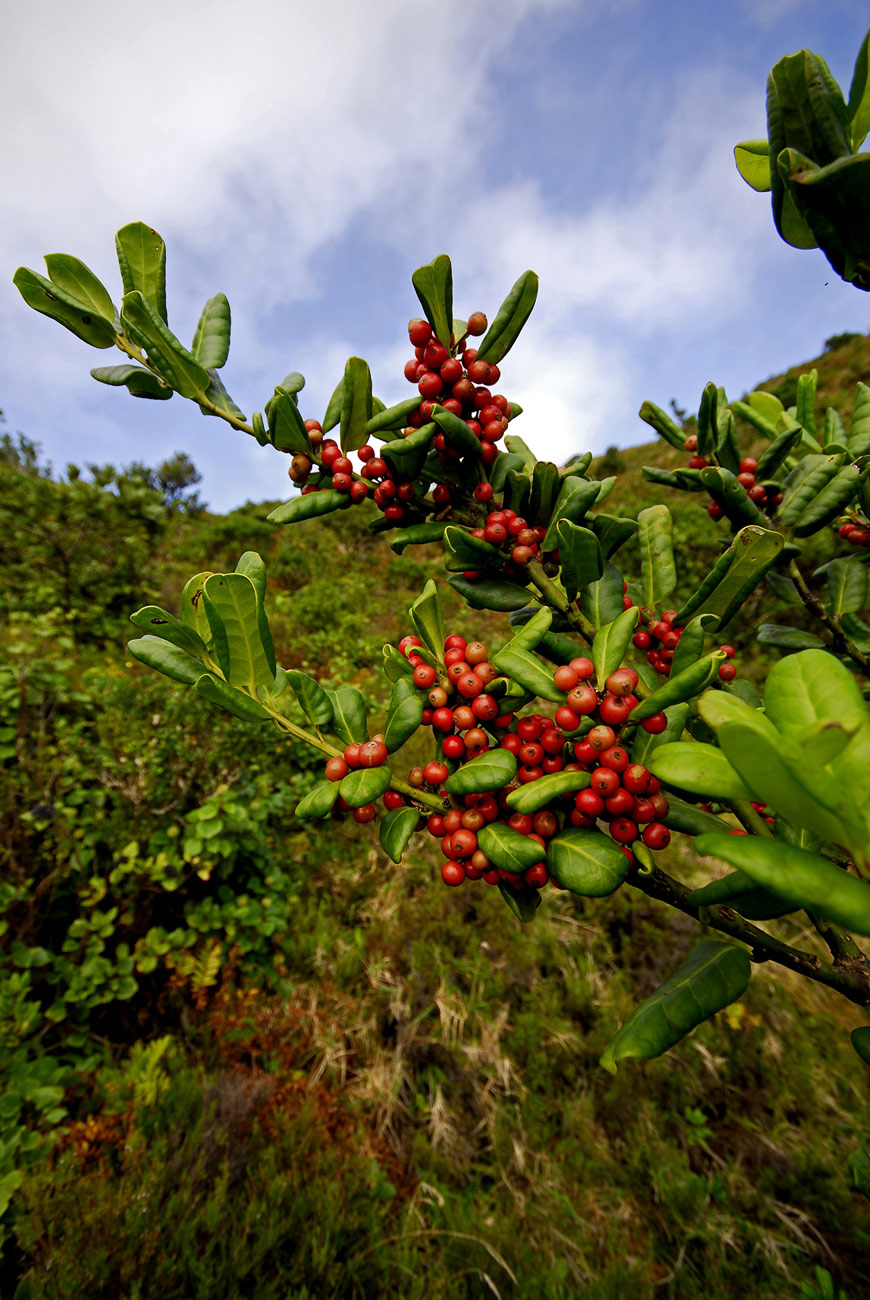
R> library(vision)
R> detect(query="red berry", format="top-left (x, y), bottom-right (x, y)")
top-left (642, 822), bottom-right (670, 850)
top-left (718, 663), bottom-right (737, 682)
top-left (383, 790), bottom-right (405, 811)
top-left (474, 482), bottom-right (494, 503)
top-left (720, 645), bottom-right (736, 658)
top-left (423, 760), bottom-right (449, 786)
top-left (432, 707), bottom-right (455, 731)
top-left (591, 767), bottom-right (620, 797)
top-left (598, 694), bottom-right (635, 726)
top-left (441, 861), bottom-right (466, 887)
top-left (605, 788), bottom-right (635, 817)
top-left (609, 817), bottom-right (638, 845)
top-left (413, 664), bottom-right (437, 690)
top-left (641, 713), bottom-right (668, 734)
top-left (359, 740), bottom-right (388, 767)
top-left (349, 481), bottom-right (369, 503)
top-left (418, 372), bottom-right (442, 398)
top-left (605, 667), bottom-right (638, 697)
top-left (575, 789), bottom-right (604, 818)
top-left (632, 631), bottom-right (651, 650)
top-left (599, 745), bottom-right (630, 773)
top-left (466, 311), bottom-right (487, 336)
top-left (325, 756), bottom-right (348, 782)
top-left (587, 725), bottom-right (616, 752)
top-left (622, 764), bottom-right (650, 795)
top-left (408, 318), bottom-right (432, 347)
top-left (566, 683), bottom-right (598, 715)
top-left (353, 803), bottom-right (377, 824)
top-left (707, 503), bottom-right (724, 521)
top-left (739, 457), bottom-right (758, 474)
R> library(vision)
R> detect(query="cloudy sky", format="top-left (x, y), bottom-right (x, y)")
top-left (2, 0), bottom-right (868, 511)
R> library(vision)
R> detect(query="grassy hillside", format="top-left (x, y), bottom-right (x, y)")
top-left (3, 335), bottom-right (870, 1299)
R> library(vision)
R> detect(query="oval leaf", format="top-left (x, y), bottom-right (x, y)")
top-left (326, 686), bottom-right (369, 745)
top-left (592, 605), bottom-right (640, 687)
top-left (637, 505), bottom-right (676, 610)
top-left (600, 941), bottom-right (751, 1073)
top-left (477, 824), bottom-right (545, 874)
top-left (268, 489), bottom-right (349, 525)
top-left (203, 573), bottom-right (276, 690)
top-left (384, 679), bottom-right (425, 753)
top-left (380, 806), bottom-right (419, 863)
top-left (475, 270), bottom-right (539, 365)
top-left (285, 669), bottom-right (333, 728)
top-left (127, 636), bottom-right (203, 685)
top-left (340, 766), bottom-right (392, 808)
top-left (497, 881), bottom-right (542, 924)
top-left (296, 781), bottom-right (340, 820)
top-left (546, 829), bottom-right (629, 897)
top-left (504, 770), bottom-right (591, 815)
top-left (447, 574), bottom-right (531, 611)
top-left (191, 293), bottom-right (231, 369)
top-left (194, 673), bottom-right (272, 722)
top-left (445, 748), bottom-right (517, 796)
top-left (648, 742), bottom-right (753, 800)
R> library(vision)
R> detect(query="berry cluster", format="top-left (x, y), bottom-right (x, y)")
top-left (393, 633), bottom-right (673, 891)
top-left (681, 436), bottom-right (783, 522)
top-left (631, 611), bottom-right (738, 682)
top-left (403, 315), bottom-right (514, 467)
top-left (465, 500), bottom-right (548, 577)
top-left (323, 735), bottom-right (394, 824)
top-left (838, 515), bottom-right (870, 547)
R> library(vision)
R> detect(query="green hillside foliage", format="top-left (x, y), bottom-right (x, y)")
top-left (2, 337), bottom-right (870, 1297)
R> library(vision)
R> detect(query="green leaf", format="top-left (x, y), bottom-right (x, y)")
top-left (447, 574), bottom-right (531, 611)
top-left (90, 363), bottom-right (172, 400)
top-left (529, 460), bottom-right (561, 526)
top-left (380, 807), bottom-right (419, 863)
top-left (600, 941), bottom-right (750, 1073)
top-left (848, 31), bottom-right (870, 149)
top-left (764, 648), bottom-right (867, 740)
top-left (296, 781), bottom-right (340, 820)
top-left (504, 769), bottom-right (590, 815)
top-left (556, 520), bottom-right (603, 600)
top-left (13, 266), bottom-right (117, 349)
top-left (491, 645), bottom-right (563, 703)
top-left (365, 396), bottom-right (423, 436)
top-left (120, 291), bottom-right (210, 400)
top-left (266, 388), bottom-right (313, 454)
top-left (792, 464), bottom-right (861, 536)
top-left (506, 606), bottom-right (553, 651)
top-left (497, 882), bottom-right (542, 923)
top-left (546, 829), bottom-right (629, 896)
top-left (637, 505), bottom-right (676, 610)
top-left (592, 513), bottom-right (638, 560)
top-left (756, 624), bottom-right (826, 649)
top-left (382, 424), bottom-right (436, 480)
top-left (477, 823), bottom-right (545, 874)
top-left (579, 562), bottom-right (625, 630)
top-left (191, 293), bottom-right (230, 369)
top-left (115, 221), bottom-right (167, 320)
top-left (180, 571), bottom-right (215, 645)
top-left (755, 423), bottom-right (803, 477)
top-left (430, 406), bottom-right (483, 458)
top-left (443, 526), bottom-right (499, 573)
top-left (130, 606), bottom-right (206, 657)
top-left (734, 139), bottom-right (772, 191)
top-left (384, 678), bottom-right (425, 753)
top-left (268, 489), bottom-right (349, 525)
top-left (638, 400), bottom-right (686, 450)
top-left (648, 742), bottom-right (753, 800)
top-left (382, 644), bottom-right (414, 683)
top-left (202, 573), bottom-right (275, 690)
top-left (285, 669), bottom-right (333, 728)
top-left (340, 357), bottom-right (373, 453)
top-left (234, 551), bottom-right (267, 605)
top-left (43, 252), bottom-right (116, 321)
top-left (490, 451), bottom-right (526, 493)
top-left (411, 255), bottom-right (453, 346)
top-left (695, 833), bottom-right (870, 936)
top-left (852, 1026), bottom-right (870, 1065)
top-left (630, 703), bottom-right (690, 766)
top-left (827, 556), bottom-right (869, 616)
top-left (630, 652), bottom-right (725, 723)
top-left (127, 636), bottom-right (204, 686)
top-left (591, 605), bottom-right (639, 687)
top-left (326, 686), bottom-right (369, 745)
top-left (669, 614), bottom-right (717, 679)
top-left (340, 767), bottom-right (392, 808)
top-left (195, 673), bottom-right (272, 722)
top-left (475, 270), bottom-right (539, 365)
top-left (390, 521), bottom-right (448, 553)
top-left (663, 795), bottom-right (732, 838)
top-left (849, 381), bottom-right (870, 455)
top-left (675, 527), bottom-right (784, 631)
top-left (445, 748), bottom-right (517, 796)
top-left (542, 478), bottom-right (601, 550)
top-left (408, 580), bottom-right (446, 658)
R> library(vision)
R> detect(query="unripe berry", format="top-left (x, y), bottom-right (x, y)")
top-left (466, 311), bottom-right (488, 336)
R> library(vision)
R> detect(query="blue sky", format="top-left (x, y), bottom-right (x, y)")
top-left (2, 0), bottom-right (868, 511)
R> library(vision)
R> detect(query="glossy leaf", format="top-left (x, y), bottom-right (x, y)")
top-left (826, 556), bottom-right (868, 615)
top-left (127, 635), bottom-right (203, 686)
top-left (382, 643), bottom-right (414, 683)
top-left (849, 381), bottom-right (870, 455)
top-left (115, 222), bottom-right (167, 320)
top-left (179, 571), bottom-right (214, 645)
top-left (285, 669), bottom-right (333, 728)
top-left (638, 400), bottom-right (686, 450)
top-left (648, 742), bottom-right (753, 800)
top-left (675, 527), bottom-right (784, 630)
top-left (90, 363), bottom-right (172, 400)
top-left (296, 781), bottom-right (340, 820)
top-left (793, 464), bottom-right (861, 535)
top-left (542, 477), bottom-right (600, 550)
top-left (669, 614), bottom-right (717, 678)
top-left (120, 291), bottom-right (209, 400)
top-left (477, 823), bottom-right (545, 874)
top-left (475, 270), bottom-right (538, 365)
top-left (592, 605), bottom-right (639, 686)
top-left (557, 520), bottom-right (603, 600)
top-left (412, 254), bottom-right (453, 346)
top-left (504, 769), bottom-right (590, 815)
top-left (545, 830), bottom-right (629, 896)
top-left (694, 833), bottom-right (870, 936)
top-left (445, 748), bottom-right (517, 795)
top-left (266, 388), bottom-right (313, 454)
top-left (339, 766), bottom-right (392, 809)
top-left (365, 396), bottom-right (422, 435)
top-left (268, 489), bottom-right (348, 525)
top-left (756, 624), bottom-right (826, 649)
top-left (593, 513), bottom-right (638, 559)
top-left (390, 521), bottom-right (448, 553)
top-left (630, 652), bottom-right (725, 723)
top-left (599, 941), bottom-right (750, 1073)
top-left (409, 579), bottom-right (445, 659)
top-left (529, 460), bottom-right (561, 526)
top-left (497, 882), bottom-right (542, 924)
top-left (43, 253), bottom-right (115, 321)
top-left (13, 266), bottom-right (117, 348)
top-left (630, 703), bottom-right (690, 766)
top-left (579, 562), bottom-right (624, 630)
top-left (663, 795), bottom-right (731, 838)
top-left (195, 673), bottom-right (272, 722)
top-left (191, 293), bottom-right (230, 369)
top-left (755, 423), bottom-right (802, 477)
top-left (447, 575), bottom-right (531, 611)
top-left (129, 606), bottom-right (205, 657)
top-left (507, 606), bottom-right (553, 652)
top-left (326, 686), bottom-right (368, 745)
top-left (384, 678), bottom-right (425, 753)
top-left (340, 357), bottom-right (373, 452)
top-left (764, 648), bottom-right (867, 740)
top-left (430, 406), bottom-right (483, 458)
top-left (637, 505), bottom-right (676, 610)
top-left (380, 807), bottom-right (419, 863)
top-left (203, 573), bottom-right (275, 690)
top-left (491, 645), bottom-right (563, 703)
top-left (443, 526), bottom-right (499, 572)
top-left (734, 138), bottom-right (772, 191)
top-left (490, 452), bottom-right (526, 493)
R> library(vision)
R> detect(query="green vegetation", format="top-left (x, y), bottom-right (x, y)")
top-left (2, 330), bottom-right (870, 1293)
